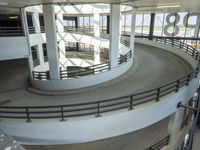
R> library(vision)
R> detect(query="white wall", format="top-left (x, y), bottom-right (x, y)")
top-left (0, 76), bottom-right (198, 145)
top-left (0, 36), bottom-right (29, 61)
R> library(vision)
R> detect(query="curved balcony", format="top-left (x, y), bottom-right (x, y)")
top-left (0, 35), bottom-right (199, 145)
top-left (0, 37), bottom-right (199, 120)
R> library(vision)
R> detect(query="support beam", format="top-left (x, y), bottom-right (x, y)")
top-left (94, 13), bottom-right (101, 64)
top-left (110, 4), bottom-right (121, 68)
top-left (38, 44), bottom-right (45, 65)
top-left (130, 7), bottom-right (136, 56)
top-left (20, 8), bottom-right (34, 79)
top-left (94, 13), bottom-right (100, 37)
top-left (43, 4), bottom-right (60, 80)
top-left (168, 108), bottom-right (185, 150)
top-left (56, 13), bottom-right (64, 32)
top-left (149, 13), bottom-right (155, 40)
top-left (107, 15), bottom-right (110, 34)
top-left (32, 12), bottom-right (41, 33)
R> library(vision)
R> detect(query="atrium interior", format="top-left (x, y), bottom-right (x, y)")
top-left (0, 0), bottom-right (200, 150)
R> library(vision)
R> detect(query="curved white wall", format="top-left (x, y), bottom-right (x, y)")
top-left (31, 57), bottom-right (133, 91)
top-left (0, 75), bottom-right (198, 145)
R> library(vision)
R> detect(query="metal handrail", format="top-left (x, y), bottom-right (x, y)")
top-left (0, 26), bottom-right (24, 36)
top-left (44, 56), bottom-right (48, 62)
top-left (28, 26), bottom-right (36, 34)
top-left (33, 59), bottom-right (40, 67)
top-left (33, 46), bottom-right (132, 80)
top-left (60, 50), bottom-right (131, 79)
top-left (40, 26), bottom-right (45, 33)
top-left (145, 136), bottom-right (170, 150)
top-left (0, 37), bottom-right (199, 122)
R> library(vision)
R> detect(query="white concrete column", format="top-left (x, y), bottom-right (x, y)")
top-left (168, 108), bottom-right (185, 150)
top-left (94, 13), bottom-right (100, 37)
top-left (58, 40), bottom-right (66, 59)
top-left (94, 13), bottom-right (101, 64)
top-left (43, 4), bottom-right (60, 80)
top-left (32, 12), bottom-right (40, 33)
top-left (130, 7), bottom-right (136, 56)
top-left (38, 44), bottom-right (44, 64)
top-left (20, 8), bottom-right (34, 78)
top-left (194, 15), bottom-right (200, 38)
top-left (110, 4), bottom-right (121, 68)
top-left (56, 13), bottom-right (64, 32)
top-left (56, 13), bottom-right (66, 60)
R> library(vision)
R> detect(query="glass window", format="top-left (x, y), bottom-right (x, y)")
top-left (154, 13), bottom-right (165, 36)
top-left (142, 14), bottom-right (150, 35)
top-left (135, 14), bottom-right (143, 35)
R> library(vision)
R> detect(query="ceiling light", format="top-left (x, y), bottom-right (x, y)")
top-left (157, 4), bottom-right (181, 9)
top-left (9, 16), bottom-right (18, 19)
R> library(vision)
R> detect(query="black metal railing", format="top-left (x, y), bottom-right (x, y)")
top-left (33, 59), bottom-right (40, 67)
top-left (44, 56), bottom-right (48, 62)
top-left (28, 26), bottom-right (36, 34)
top-left (0, 37), bottom-right (199, 122)
top-left (119, 50), bottom-right (132, 65)
top-left (0, 27), bottom-right (24, 36)
top-left (64, 27), bottom-right (94, 35)
top-left (145, 136), bottom-right (170, 150)
top-left (33, 49), bottom-right (131, 80)
top-left (60, 62), bottom-right (110, 79)
top-left (40, 26), bottom-right (45, 33)
top-left (32, 71), bottom-right (50, 80)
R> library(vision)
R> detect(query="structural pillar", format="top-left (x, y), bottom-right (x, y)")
top-left (43, 4), bottom-right (60, 80)
top-left (107, 15), bottom-right (110, 34)
top-left (94, 13), bottom-right (101, 64)
top-left (56, 13), bottom-right (66, 59)
top-left (21, 8), bottom-right (34, 78)
top-left (194, 15), bottom-right (200, 38)
top-left (149, 13), bottom-right (155, 40)
top-left (32, 12), bottom-right (41, 33)
top-left (168, 108), bottom-right (185, 150)
top-left (38, 44), bottom-right (45, 64)
top-left (56, 13), bottom-right (64, 32)
top-left (110, 4), bottom-right (121, 68)
top-left (130, 7), bottom-right (136, 56)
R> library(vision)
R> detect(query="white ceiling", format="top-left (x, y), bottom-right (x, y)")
top-left (0, 0), bottom-right (199, 12)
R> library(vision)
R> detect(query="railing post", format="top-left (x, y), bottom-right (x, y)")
top-left (32, 71), bottom-right (35, 79)
top-left (179, 42), bottom-right (182, 49)
top-left (60, 105), bottom-right (66, 121)
top-left (156, 88), bottom-right (160, 101)
top-left (186, 74), bottom-right (190, 85)
top-left (95, 102), bottom-right (101, 117)
top-left (195, 68), bottom-right (199, 78)
top-left (46, 71), bottom-right (50, 80)
top-left (176, 80), bottom-right (180, 92)
top-left (25, 107), bottom-right (31, 123)
top-left (39, 72), bottom-right (41, 80)
top-left (129, 96), bottom-right (134, 110)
